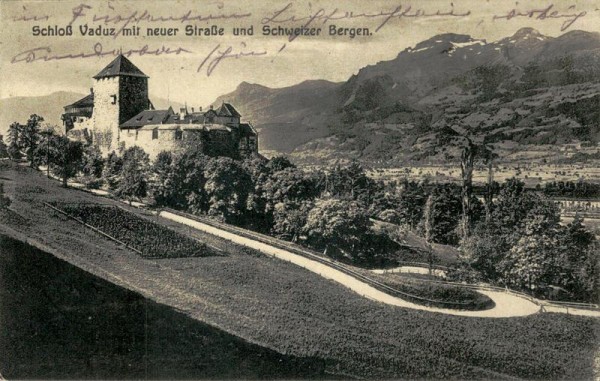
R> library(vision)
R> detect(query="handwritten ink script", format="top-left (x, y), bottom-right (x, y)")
top-left (493, 4), bottom-right (586, 31)
top-left (197, 43), bottom-right (267, 76)
top-left (261, 2), bottom-right (471, 35)
top-left (6, 1), bottom-right (592, 76)
top-left (11, 43), bottom-right (191, 64)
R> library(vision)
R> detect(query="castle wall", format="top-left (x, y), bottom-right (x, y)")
top-left (120, 127), bottom-right (202, 160)
top-left (66, 117), bottom-right (94, 143)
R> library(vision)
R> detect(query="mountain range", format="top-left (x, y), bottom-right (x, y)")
top-left (213, 28), bottom-right (600, 165)
top-left (3, 28), bottom-right (599, 166)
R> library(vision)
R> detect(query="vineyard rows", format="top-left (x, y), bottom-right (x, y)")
top-left (57, 204), bottom-right (214, 258)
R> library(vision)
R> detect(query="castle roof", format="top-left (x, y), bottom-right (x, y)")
top-left (121, 103), bottom-right (245, 129)
top-left (64, 93), bottom-right (94, 109)
top-left (137, 123), bottom-right (231, 132)
top-left (93, 54), bottom-right (148, 79)
top-left (120, 108), bottom-right (174, 128)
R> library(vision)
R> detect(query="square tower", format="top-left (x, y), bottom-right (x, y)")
top-left (91, 55), bottom-right (149, 151)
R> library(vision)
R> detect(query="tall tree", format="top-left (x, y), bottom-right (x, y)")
top-left (460, 137), bottom-right (477, 239)
top-left (203, 157), bottom-right (252, 223)
top-left (7, 122), bottom-right (22, 160)
top-left (102, 151), bottom-right (124, 190)
top-left (20, 114), bottom-right (44, 167)
top-left (116, 146), bottom-right (150, 203)
top-left (423, 194), bottom-right (435, 273)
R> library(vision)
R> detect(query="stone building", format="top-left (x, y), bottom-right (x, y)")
top-left (62, 54), bottom-right (258, 160)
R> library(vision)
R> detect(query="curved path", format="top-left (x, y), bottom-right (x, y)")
top-left (161, 211), bottom-right (541, 318)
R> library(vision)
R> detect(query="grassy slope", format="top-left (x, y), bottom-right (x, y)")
top-left (0, 236), bottom-right (327, 380)
top-left (1, 161), bottom-right (599, 379)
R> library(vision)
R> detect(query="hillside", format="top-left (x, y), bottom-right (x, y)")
top-left (211, 28), bottom-right (600, 165)
top-left (1, 161), bottom-right (598, 379)
top-left (212, 80), bottom-right (341, 153)
top-left (0, 91), bottom-right (85, 134)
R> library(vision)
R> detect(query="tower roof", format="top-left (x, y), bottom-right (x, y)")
top-left (93, 54), bottom-right (148, 79)
top-left (217, 102), bottom-right (241, 118)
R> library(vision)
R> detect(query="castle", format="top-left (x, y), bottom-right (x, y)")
top-left (62, 55), bottom-right (258, 160)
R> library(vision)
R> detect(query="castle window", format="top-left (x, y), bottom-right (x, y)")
top-left (111, 94), bottom-right (117, 104)
top-left (152, 128), bottom-right (159, 140)
top-left (175, 129), bottom-right (183, 140)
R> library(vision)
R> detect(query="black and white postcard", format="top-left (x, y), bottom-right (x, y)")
top-left (1, 0), bottom-right (599, 379)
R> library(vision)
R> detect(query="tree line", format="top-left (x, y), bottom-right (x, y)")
top-left (4, 115), bottom-right (599, 302)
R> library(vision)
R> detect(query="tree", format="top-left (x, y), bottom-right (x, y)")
top-left (303, 199), bottom-right (371, 258)
top-left (502, 231), bottom-right (558, 292)
top-left (266, 155), bottom-right (295, 172)
top-left (553, 215), bottom-right (598, 299)
top-left (102, 151), bottom-right (124, 190)
top-left (397, 180), bottom-right (428, 229)
top-left (0, 136), bottom-right (8, 159)
top-left (576, 242), bottom-right (600, 303)
top-left (325, 161), bottom-right (376, 205)
top-left (151, 151), bottom-right (176, 206)
top-left (459, 226), bottom-right (507, 282)
top-left (20, 114), bottom-right (44, 167)
top-left (243, 156), bottom-right (318, 233)
top-left (460, 138), bottom-right (477, 239)
top-left (421, 184), bottom-right (482, 245)
top-left (81, 144), bottom-right (104, 178)
top-left (271, 200), bottom-right (313, 242)
top-left (203, 157), bottom-right (252, 224)
top-left (35, 134), bottom-right (84, 187)
top-left (115, 146), bottom-right (150, 203)
top-left (7, 122), bottom-right (22, 160)
top-left (491, 178), bottom-right (553, 235)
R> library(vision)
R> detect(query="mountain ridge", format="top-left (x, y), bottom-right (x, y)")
top-left (210, 28), bottom-right (600, 165)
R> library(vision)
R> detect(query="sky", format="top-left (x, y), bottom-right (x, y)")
top-left (1, 0), bottom-right (599, 107)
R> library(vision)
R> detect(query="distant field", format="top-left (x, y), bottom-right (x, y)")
top-left (369, 164), bottom-right (600, 187)
top-left (1, 161), bottom-right (599, 380)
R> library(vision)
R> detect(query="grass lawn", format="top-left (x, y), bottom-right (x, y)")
top-left (369, 272), bottom-right (495, 311)
top-left (1, 161), bottom-right (599, 380)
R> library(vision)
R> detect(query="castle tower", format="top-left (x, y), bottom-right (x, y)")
top-left (91, 54), bottom-right (149, 151)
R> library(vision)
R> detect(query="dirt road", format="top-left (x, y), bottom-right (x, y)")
top-left (161, 211), bottom-right (543, 318)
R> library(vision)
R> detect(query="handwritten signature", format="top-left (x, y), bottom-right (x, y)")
top-left (197, 43), bottom-right (267, 76)
top-left (493, 4), bottom-right (586, 31)
top-left (11, 43), bottom-right (191, 64)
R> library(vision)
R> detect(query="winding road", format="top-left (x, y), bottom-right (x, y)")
top-left (161, 211), bottom-right (543, 318)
